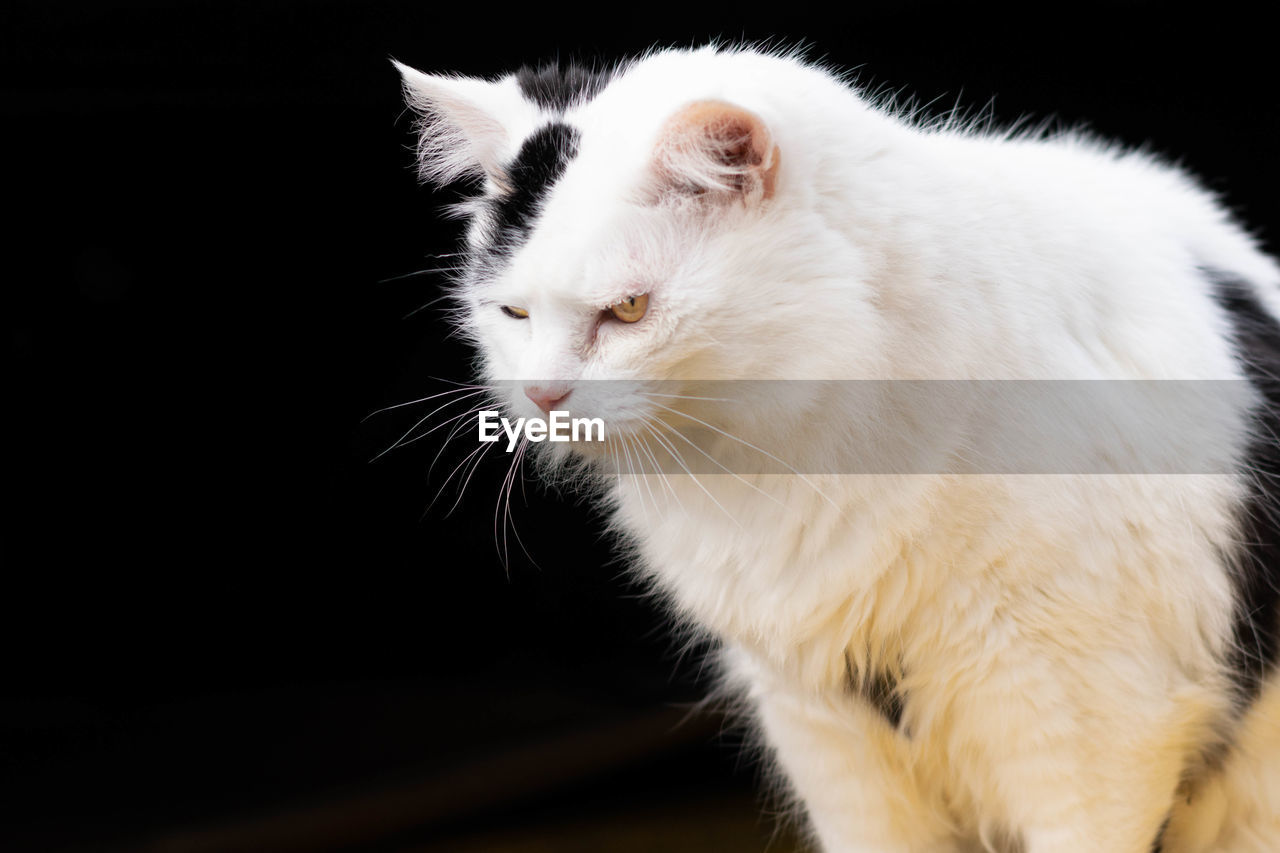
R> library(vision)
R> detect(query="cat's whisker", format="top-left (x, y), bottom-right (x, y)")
top-left (642, 412), bottom-right (788, 511)
top-left (493, 448), bottom-right (516, 573)
top-left (428, 434), bottom-right (494, 518)
top-left (629, 422), bottom-right (680, 512)
top-left (638, 390), bottom-right (735, 403)
top-left (455, 420), bottom-right (499, 489)
top-left (638, 415), bottom-right (741, 529)
top-left (428, 399), bottom-right (499, 480)
top-left (403, 291), bottom-right (462, 320)
top-left (446, 425), bottom-right (507, 518)
top-left (637, 426), bottom-right (683, 513)
top-left (618, 431), bottom-right (649, 516)
top-left (604, 433), bottom-right (636, 513)
top-left (610, 433), bottom-right (636, 511)
top-left (369, 387), bottom-right (491, 462)
top-left (626, 431), bottom-right (663, 518)
top-left (494, 436), bottom-right (534, 572)
top-left (376, 263), bottom-right (460, 284)
top-left (427, 375), bottom-right (488, 390)
top-left (495, 438), bottom-right (539, 573)
top-left (362, 383), bottom-right (486, 421)
top-left (647, 400), bottom-right (840, 513)
top-left (494, 439), bottom-right (521, 570)
top-left (413, 394), bottom-right (501, 516)
top-left (395, 400), bottom-right (495, 455)
top-left (516, 439), bottom-right (533, 505)
top-left (623, 431), bottom-right (659, 524)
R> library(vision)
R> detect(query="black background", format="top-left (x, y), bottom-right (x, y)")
top-left (6, 2), bottom-right (1278, 850)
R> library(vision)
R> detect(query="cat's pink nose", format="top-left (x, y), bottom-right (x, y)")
top-left (524, 385), bottom-right (572, 414)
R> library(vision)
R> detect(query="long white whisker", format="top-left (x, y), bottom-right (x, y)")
top-left (404, 291), bottom-right (462, 320)
top-left (619, 430), bottom-right (652, 524)
top-left (626, 431), bottom-right (662, 518)
top-left (370, 388), bottom-right (490, 462)
top-left (645, 413), bottom-right (788, 510)
top-left (377, 261), bottom-right (464, 284)
top-left (500, 438), bottom-right (539, 571)
top-left (428, 438), bottom-right (493, 517)
top-left (636, 425), bottom-right (683, 513)
top-left (494, 439), bottom-right (522, 571)
top-left (647, 400), bottom-right (839, 512)
top-left (640, 415), bottom-right (741, 528)
top-left (638, 390), bottom-right (735, 403)
top-left (363, 384), bottom-right (486, 421)
top-left (395, 400), bottom-right (494, 455)
top-left (427, 375), bottom-right (490, 390)
top-left (447, 426), bottom-right (509, 518)
top-left (607, 433), bottom-right (627, 499)
top-left (429, 398), bottom-right (499, 480)
top-left (624, 427), bottom-right (655, 522)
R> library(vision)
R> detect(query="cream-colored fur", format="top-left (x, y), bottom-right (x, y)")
top-left (1166, 678), bottom-right (1280, 852)
top-left (618, 470), bottom-right (1260, 851)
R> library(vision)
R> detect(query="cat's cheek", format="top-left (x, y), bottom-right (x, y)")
top-left (475, 329), bottom-right (526, 383)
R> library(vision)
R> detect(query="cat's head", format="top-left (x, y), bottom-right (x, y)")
top-left (395, 47), bottom-right (893, 452)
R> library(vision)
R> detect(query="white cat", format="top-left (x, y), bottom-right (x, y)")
top-left (394, 46), bottom-right (1280, 852)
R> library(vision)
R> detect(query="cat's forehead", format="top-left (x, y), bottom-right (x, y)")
top-left (476, 65), bottom-right (655, 288)
top-left (472, 49), bottom-right (795, 287)
top-left (487, 159), bottom-right (644, 301)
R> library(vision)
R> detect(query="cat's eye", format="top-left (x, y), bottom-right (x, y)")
top-left (608, 293), bottom-right (649, 324)
top-left (500, 305), bottom-right (529, 320)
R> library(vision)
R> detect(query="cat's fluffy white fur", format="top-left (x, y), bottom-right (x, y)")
top-left (396, 46), bottom-right (1280, 851)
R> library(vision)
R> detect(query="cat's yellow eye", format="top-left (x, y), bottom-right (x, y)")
top-left (608, 293), bottom-right (649, 324)
top-left (500, 305), bottom-right (529, 319)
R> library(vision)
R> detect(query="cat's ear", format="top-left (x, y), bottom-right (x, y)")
top-left (393, 60), bottom-right (526, 187)
top-left (649, 100), bottom-right (781, 205)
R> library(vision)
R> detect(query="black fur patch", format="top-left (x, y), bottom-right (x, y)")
top-left (863, 670), bottom-right (905, 730)
top-left (1207, 268), bottom-right (1280, 701)
top-left (515, 62), bottom-right (613, 112)
top-left (846, 656), bottom-right (905, 731)
top-left (484, 122), bottom-right (579, 261)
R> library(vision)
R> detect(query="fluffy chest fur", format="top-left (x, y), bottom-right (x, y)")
top-left (617, 463), bottom-right (1238, 709)
top-left (611, 467), bottom-right (1250, 847)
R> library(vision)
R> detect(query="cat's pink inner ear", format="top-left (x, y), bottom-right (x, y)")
top-left (652, 100), bottom-right (781, 203)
